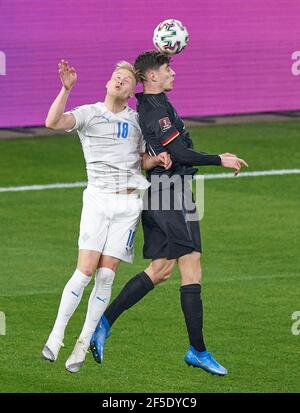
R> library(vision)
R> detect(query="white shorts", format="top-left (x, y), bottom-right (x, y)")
top-left (78, 185), bottom-right (143, 263)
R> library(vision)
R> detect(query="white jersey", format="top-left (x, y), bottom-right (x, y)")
top-left (66, 102), bottom-right (150, 193)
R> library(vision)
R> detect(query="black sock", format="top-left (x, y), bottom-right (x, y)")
top-left (104, 271), bottom-right (154, 327)
top-left (180, 283), bottom-right (206, 352)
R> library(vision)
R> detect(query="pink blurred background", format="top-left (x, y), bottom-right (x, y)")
top-left (0, 0), bottom-right (299, 128)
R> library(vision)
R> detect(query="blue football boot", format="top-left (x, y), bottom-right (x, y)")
top-left (90, 315), bottom-right (111, 364)
top-left (185, 346), bottom-right (228, 376)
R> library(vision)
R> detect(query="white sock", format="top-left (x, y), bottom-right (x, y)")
top-left (50, 269), bottom-right (92, 342)
top-left (78, 267), bottom-right (115, 348)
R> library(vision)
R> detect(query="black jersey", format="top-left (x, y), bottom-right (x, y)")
top-left (136, 92), bottom-right (198, 179)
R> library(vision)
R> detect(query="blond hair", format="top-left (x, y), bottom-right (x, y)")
top-left (115, 61), bottom-right (139, 83)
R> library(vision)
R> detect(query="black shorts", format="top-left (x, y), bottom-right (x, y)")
top-left (142, 180), bottom-right (202, 260)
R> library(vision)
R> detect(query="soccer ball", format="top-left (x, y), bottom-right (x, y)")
top-left (153, 19), bottom-right (189, 55)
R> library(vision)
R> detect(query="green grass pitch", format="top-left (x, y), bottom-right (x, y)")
top-left (0, 121), bottom-right (299, 392)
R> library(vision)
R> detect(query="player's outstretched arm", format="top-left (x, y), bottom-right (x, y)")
top-left (166, 139), bottom-right (248, 174)
top-left (45, 60), bottom-right (77, 130)
top-left (166, 138), bottom-right (221, 166)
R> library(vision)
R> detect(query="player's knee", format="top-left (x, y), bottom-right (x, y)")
top-left (96, 267), bottom-right (116, 285)
top-left (77, 266), bottom-right (95, 277)
top-left (195, 265), bottom-right (202, 283)
top-left (145, 260), bottom-right (174, 285)
top-left (198, 262), bottom-right (203, 282)
top-left (98, 256), bottom-right (120, 273)
top-left (156, 262), bottom-right (174, 283)
top-left (157, 271), bottom-right (171, 283)
top-left (181, 264), bottom-right (202, 284)
top-left (190, 272), bottom-right (202, 284)
top-left (163, 266), bottom-right (173, 280)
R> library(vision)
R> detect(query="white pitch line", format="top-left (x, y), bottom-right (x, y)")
top-left (195, 168), bottom-right (300, 180)
top-left (0, 182), bottom-right (86, 193)
top-left (0, 169), bottom-right (299, 193)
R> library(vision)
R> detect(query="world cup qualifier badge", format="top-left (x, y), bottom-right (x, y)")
top-left (159, 117), bottom-right (172, 132)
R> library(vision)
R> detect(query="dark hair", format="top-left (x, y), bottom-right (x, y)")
top-left (134, 51), bottom-right (171, 82)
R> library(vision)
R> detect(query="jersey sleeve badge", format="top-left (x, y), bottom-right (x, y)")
top-left (159, 117), bottom-right (172, 132)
